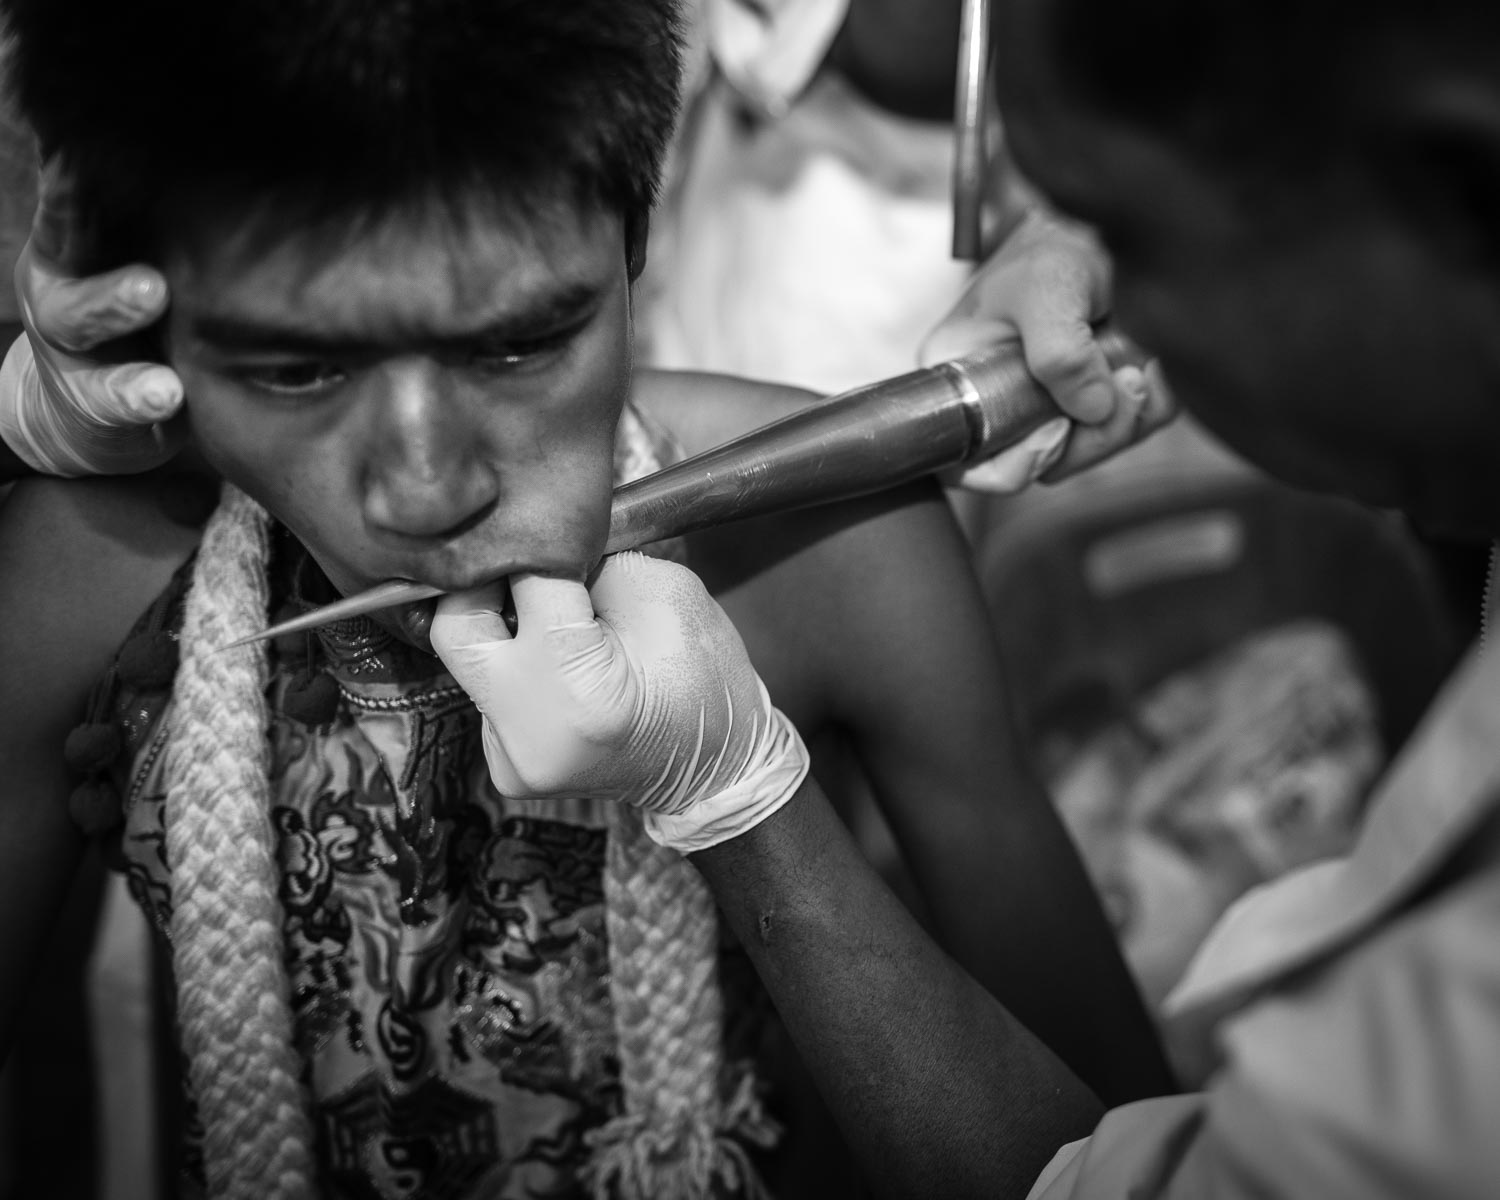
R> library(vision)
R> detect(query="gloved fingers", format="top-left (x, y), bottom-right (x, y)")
top-left (432, 583), bottom-right (513, 650)
top-left (944, 416), bottom-right (1072, 494)
top-left (19, 251), bottom-right (169, 356)
top-left (27, 159), bottom-right (85, 267)
top-left (90, 409), bottom-right (187, 475)
top-left (431, 583), bottom-right (516, 713)
top-left (509, 572), bottom-right (596, 634)
top-left (84, 361), bottom-right (184, 424)
top-left (1040, 361), bottom-right (1178, 483)
top-left (588, 552), bottom-right (711, 639)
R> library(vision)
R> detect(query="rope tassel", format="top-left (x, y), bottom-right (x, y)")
top-left (162, 483), bottom-right (318, 1200)
top-left (586, 807), bottom-right (778, 1200)
top-left (153, 410), bottom-right (773, 1199)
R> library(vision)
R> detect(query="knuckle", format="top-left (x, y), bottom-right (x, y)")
top-left (1027, 334), bottom-right (1096, 386)
top-left (32, 273), bottom-right (150, 354)
top-left (84, 364), bottom-right (139, 421)
top-left (51, 294), bottom-right (124, 353)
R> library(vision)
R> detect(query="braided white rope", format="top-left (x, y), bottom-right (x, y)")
top-left (161, 483), bottom-right (317, 1200)
top-left (585, 807), bottom-right (775, 1199)
top-left (159, 413), bottom-right (769, 1198)
top-left (585, 407), bottom-right (777, 1197)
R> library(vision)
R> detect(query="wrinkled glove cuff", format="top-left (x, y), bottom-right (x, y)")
top-left (0, 335), bottom-right (69, 476)
top-left (644, 695), bottom-right (811, 854)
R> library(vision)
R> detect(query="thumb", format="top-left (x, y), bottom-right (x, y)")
top-left (21, 251), bottom-right (171, 356)
top-left (509, 572), bottom-right (627, 706)
top-left (76, 361), bottom-right (184, 427)
top-left (509, 572), bottom-right (597, 636)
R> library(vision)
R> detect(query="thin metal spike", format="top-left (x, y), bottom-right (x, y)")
top-left (220, 580), bottom-right (445, 651)
top-left (221, 334), bottom-right (1143, 652)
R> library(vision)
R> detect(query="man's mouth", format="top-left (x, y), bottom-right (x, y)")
top-left (396, 599), bottom-right (440, 650)
top-left (390, 580), bottom-right (518, 652)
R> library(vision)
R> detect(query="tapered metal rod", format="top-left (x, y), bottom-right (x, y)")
top-left (952, 0), bottom-right (992, 260)
top-left (229, 332), bottom-right (1146, 648)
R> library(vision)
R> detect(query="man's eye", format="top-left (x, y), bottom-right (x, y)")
top-left (239, 362), bottom-right (347, 396)
top-left (469, 325), bottom-right (579, 371)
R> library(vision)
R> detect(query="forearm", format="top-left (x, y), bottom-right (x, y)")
top-left (907, 777), bottom-right (1180, 1106)
top-left (693, 777), bottom-right (1104, 1200)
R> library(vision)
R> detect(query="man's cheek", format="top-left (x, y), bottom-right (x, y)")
top-left (520, 452), bottom-right (616, 568)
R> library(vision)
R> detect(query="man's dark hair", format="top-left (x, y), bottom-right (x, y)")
top-left (1, 0), bottom-right (683, 262)
top-left (1044, 0), bottom-right (1500, 172)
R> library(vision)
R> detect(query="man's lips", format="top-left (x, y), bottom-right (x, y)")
top-left (397, 599), bottom-right (440, 650)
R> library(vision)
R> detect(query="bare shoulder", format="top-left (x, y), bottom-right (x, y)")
top-left (689, 473), bottom-right (982, 732)
top-left (631, 368), bottom-right (993, 736)
top-left (631, 367), bottom-right (819, 457)
top-left (0, 470), bottom-right (212, 1042)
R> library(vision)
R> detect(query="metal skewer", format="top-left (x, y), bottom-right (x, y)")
top-left (228, 331), bottom-right (1145, 649)
top-left (952, 0), bottom-right (992, 261)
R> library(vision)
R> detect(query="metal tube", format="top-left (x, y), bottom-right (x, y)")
top-left (229, 332), bottom-right (1145, 647)
top-left (952, 0), bottom-right (991, 261)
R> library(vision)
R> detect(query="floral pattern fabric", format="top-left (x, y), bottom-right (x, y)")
top-left (105, 409), bottom-right (754, 1200)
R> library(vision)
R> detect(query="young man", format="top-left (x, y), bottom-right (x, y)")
top-left (426, 0), bottom-right (1500, 1197)
top-left (0, 0), bottom-right (1169, 1195)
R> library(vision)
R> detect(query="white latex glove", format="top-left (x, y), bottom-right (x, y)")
top-left (920, 208), bottom-right (1177, 493)
top-left (0, 163), bottom-right (183, 476)
top-left (430, 554), bottom-right (810, 853)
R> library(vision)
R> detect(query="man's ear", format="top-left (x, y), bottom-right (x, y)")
top-left (1371, 75), bottom-right (1500, 273)
top-left (626, 211), bottom-right (651, 281)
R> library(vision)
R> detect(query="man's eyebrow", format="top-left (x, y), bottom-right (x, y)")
top-left (189, 281), bottom-right (605, 354)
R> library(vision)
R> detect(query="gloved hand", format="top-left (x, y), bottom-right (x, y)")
top-left (0, 163), bottom-right (183, 476)
top-left (920, 207), bottom-right (1176, 493)
top-left (430, 553), bottom-right (810, 853)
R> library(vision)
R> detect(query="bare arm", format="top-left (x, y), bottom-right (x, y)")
top-left (644, 369), bottom-right (1175, 1103)
top-left (694, 776), bottom-right (1104, 1200)
top-left (0, 473), bottom-right (201, 1052)
top-left (809, 486), bottom-right (1177, 1104)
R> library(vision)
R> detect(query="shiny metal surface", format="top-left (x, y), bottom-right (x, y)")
top-left (231, 333), bottom-right (1145, 647)
top-left (952, 0), bottom-right (991, 260)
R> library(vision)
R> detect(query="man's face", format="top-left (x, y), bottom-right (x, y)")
top-left (997, 0), bottom-right (1500, 534)
top-left (162, 193), bottom-right (631, 634)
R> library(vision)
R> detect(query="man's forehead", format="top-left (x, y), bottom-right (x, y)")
top-left (168, 195), bottom-right (622, 344)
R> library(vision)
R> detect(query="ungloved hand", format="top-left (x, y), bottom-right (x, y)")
top-left (0, 163), bottom-right (184, 476)
top-left (430, 553), bottom-right (810, 853)
top-left (920, 207), bottom-right (1176, 493)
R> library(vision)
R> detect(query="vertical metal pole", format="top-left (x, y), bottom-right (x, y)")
top-left (952, 0), bottom-right (991, 261)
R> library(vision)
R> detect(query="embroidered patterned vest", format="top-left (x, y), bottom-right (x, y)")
top-left (89, 408), bottom-right (769, 1199)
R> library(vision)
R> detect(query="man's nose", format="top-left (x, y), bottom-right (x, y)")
top-left (361, 359), bottom-right (500, 539)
